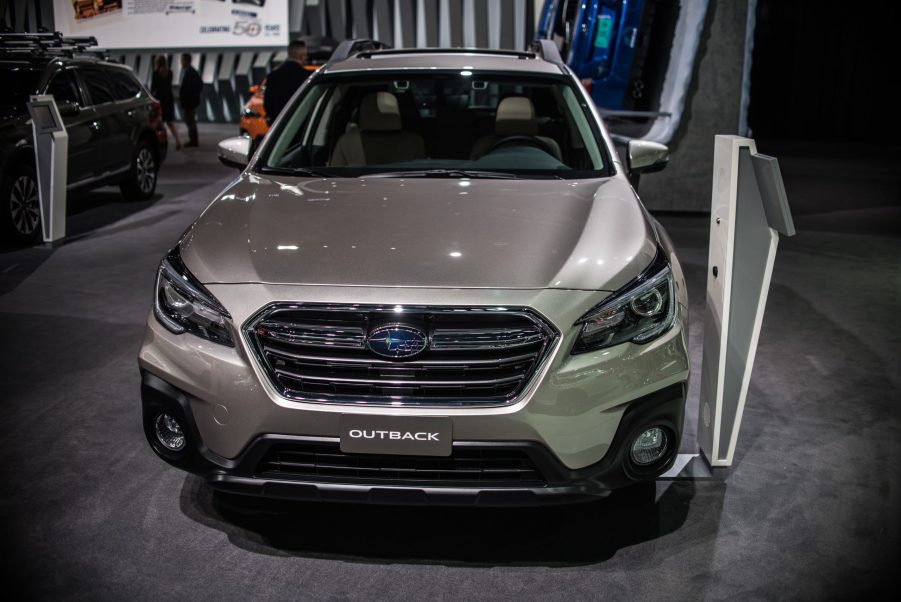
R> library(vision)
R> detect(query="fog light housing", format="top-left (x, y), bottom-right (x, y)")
top-left (154, 412), bottom-right (186, 451)
top-left (630, 426), bottom-right (669, 466)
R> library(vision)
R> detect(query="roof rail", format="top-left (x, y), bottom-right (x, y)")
top-left (530, 39), bottom-right (566, 70)
top-left (355, 47), bottom-right (535, 60)
top-left (327, 38), bottom-right (391, 64)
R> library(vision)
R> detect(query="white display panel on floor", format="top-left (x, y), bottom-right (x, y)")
top-left (698, 135), bottom-right (795, 468)
top-left (27, 95), bottom-right (68, 244)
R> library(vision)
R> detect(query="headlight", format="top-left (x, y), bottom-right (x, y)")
top-left (154, 247), bottom-right (234, 347)
top-left (572, 249), bottom-right (676, 354)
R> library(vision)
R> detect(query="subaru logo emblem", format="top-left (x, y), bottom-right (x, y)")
top-left (366, 324), bottom-right (428, 359)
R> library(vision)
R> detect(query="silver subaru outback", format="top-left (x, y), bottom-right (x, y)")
top-left (138, 42), bottom-right (689, 506)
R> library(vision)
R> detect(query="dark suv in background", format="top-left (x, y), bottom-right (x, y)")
top-left (0, 34), bottom-right (167, 244)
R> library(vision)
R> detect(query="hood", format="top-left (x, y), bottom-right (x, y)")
top-left (180, 174), bottom-right (657, 291)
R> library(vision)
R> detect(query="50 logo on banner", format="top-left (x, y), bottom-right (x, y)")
top-left (233, 21), bottom-right (262, 37)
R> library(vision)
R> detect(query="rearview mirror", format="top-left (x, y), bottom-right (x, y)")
top-left (627, 140), bottom-right (669, 174)
top-left (218, 136), bottom-right (252, 170)
top-left (57, 101), bottom-right (80, 117)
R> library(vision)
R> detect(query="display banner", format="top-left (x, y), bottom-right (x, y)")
top-left (53, 0), bottom-right (288, 49)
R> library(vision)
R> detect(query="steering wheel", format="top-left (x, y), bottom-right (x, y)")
top-left (485, 135), bottom-right (557, 157)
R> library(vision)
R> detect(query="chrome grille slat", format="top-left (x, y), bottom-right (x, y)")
top-left (272, 367), bottom-right (526, 387)
top-left (255, 321), bottom-right (366, 348)
top-left (260, 346), bottom-right (539, 367)
top-left (430, 327), bottom-right (545, 350)
top-left (245, 304), bottom-right (559, 407)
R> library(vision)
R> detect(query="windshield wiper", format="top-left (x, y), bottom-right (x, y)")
top-left (258, 166), bottom-right (334, 177)
top-left (365, 169), bottom-right (519, 179)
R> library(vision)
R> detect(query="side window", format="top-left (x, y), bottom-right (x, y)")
top-left (561, 85), bottom-right (604, 169)
top-left (110, 70), bottom-right (142, 100)
top-left (311, 87), bottom-right (342, 146)
top-left (266, 85), bottom-right (329, 167)
top-left (79, 68), bottom-right (115, 105)
top-left (46, 71), bottom-right (84, 107)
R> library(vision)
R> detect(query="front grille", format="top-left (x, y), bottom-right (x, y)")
top-left (245, 304), bottom-right (558, 407)
top-left (255, 443), bottom-right (546, 486)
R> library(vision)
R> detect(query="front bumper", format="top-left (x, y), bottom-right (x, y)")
top-left (142, 370), bottom-right (686, 506)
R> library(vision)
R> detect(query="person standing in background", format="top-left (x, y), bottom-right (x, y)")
top-left (263, 40), bottom-right (311, 124)
top-left (179, 53), bottom-right (203, 147)
top-left (151, 55), bottom-right (182, 150)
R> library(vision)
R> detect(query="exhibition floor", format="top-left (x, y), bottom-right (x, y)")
top-left (0, 125), bottom-right (897, 599)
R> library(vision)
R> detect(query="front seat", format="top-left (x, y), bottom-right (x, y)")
top-left (330, 92), bottom-right (426, 166)
top-left (470, 96), bottom-right (562, 161)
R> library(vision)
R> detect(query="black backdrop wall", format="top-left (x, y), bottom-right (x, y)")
top-left (0, 0), bottom-right (53, 32)
top-left (749, 0), bottom-right (901, 144)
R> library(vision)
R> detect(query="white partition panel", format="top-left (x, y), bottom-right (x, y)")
top-left (698, 135), bottom-right (795, 467)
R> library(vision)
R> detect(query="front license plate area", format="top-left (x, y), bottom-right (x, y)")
top-left (339, 415), bottom-right (452, 457)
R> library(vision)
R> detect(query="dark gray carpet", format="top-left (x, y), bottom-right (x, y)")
top-left (1, 126), bottom-right (898, 600)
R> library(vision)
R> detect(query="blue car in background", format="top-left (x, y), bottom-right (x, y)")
top-left (537, 0), bottom-right (677, 117)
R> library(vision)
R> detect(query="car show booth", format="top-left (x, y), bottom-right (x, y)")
top-left (0, 1), bottom-right (897, 600)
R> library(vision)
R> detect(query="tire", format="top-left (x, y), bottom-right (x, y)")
top-left (0, 161), bottom-right (41, 245)
top-left (119, 140), bottom-right (159, 200)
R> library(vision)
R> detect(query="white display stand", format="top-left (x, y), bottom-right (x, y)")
top-left (27, 95), bottom-right (68, 243)
top-left (697, 135), bottom-right (795, 467)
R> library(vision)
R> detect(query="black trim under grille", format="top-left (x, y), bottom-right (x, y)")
top-left (255, 443), bottom-right (547, 487)
top-left (244, 304), bottom-right (559, 407)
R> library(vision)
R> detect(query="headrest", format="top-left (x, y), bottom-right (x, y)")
top-left (495, 96), bottom-right (538, 137)
top-left (359, 92), bottom-right (401, 131)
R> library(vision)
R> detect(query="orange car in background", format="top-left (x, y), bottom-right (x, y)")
top-left (239, 64), bottom-right (320, 147)
top-left (239, 81), bottom-right (268, 145)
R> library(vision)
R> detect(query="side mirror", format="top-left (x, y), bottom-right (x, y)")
top-left (57, 101), bottom-right (80, 117)
top-left (217, 136), bottom-right (252, 170)
top-left (627, 140), bottom-right (669, 174)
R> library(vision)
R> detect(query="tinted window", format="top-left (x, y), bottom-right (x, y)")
top-left (0, 66), bottom-right (42, 116)
top-left (109, 70), bottom-right (142, 100)
top-left (46, 71), bottom-right (84, 106)
top-left (79, 68), bottom-right (115, 105)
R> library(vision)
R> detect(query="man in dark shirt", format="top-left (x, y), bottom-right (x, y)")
top-left (179, 53), bottom-right (203, 147)
top-left (263, 40), bottom-right (311, 124)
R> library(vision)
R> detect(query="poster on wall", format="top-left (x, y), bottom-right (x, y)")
top-left (53, 0), bottom-right (288, 49)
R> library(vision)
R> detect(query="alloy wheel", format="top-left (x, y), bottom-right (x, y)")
top-left (136, 148), bottom-right (157, 195)
top-left (9, 174), bottom-right (40, 236)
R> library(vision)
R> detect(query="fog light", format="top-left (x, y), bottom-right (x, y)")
top-left (630, 426), bottom-right (669, 466)
top-left (154, 413), bottom-right (186, 451)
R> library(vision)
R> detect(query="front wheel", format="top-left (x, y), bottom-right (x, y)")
top-left (1, 161), bottom-right (41, 245)
top-left (120, 141), bottom-right (159, 200)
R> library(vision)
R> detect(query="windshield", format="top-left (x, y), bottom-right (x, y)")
top-left (260, 71), bottom-right (611, 179)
